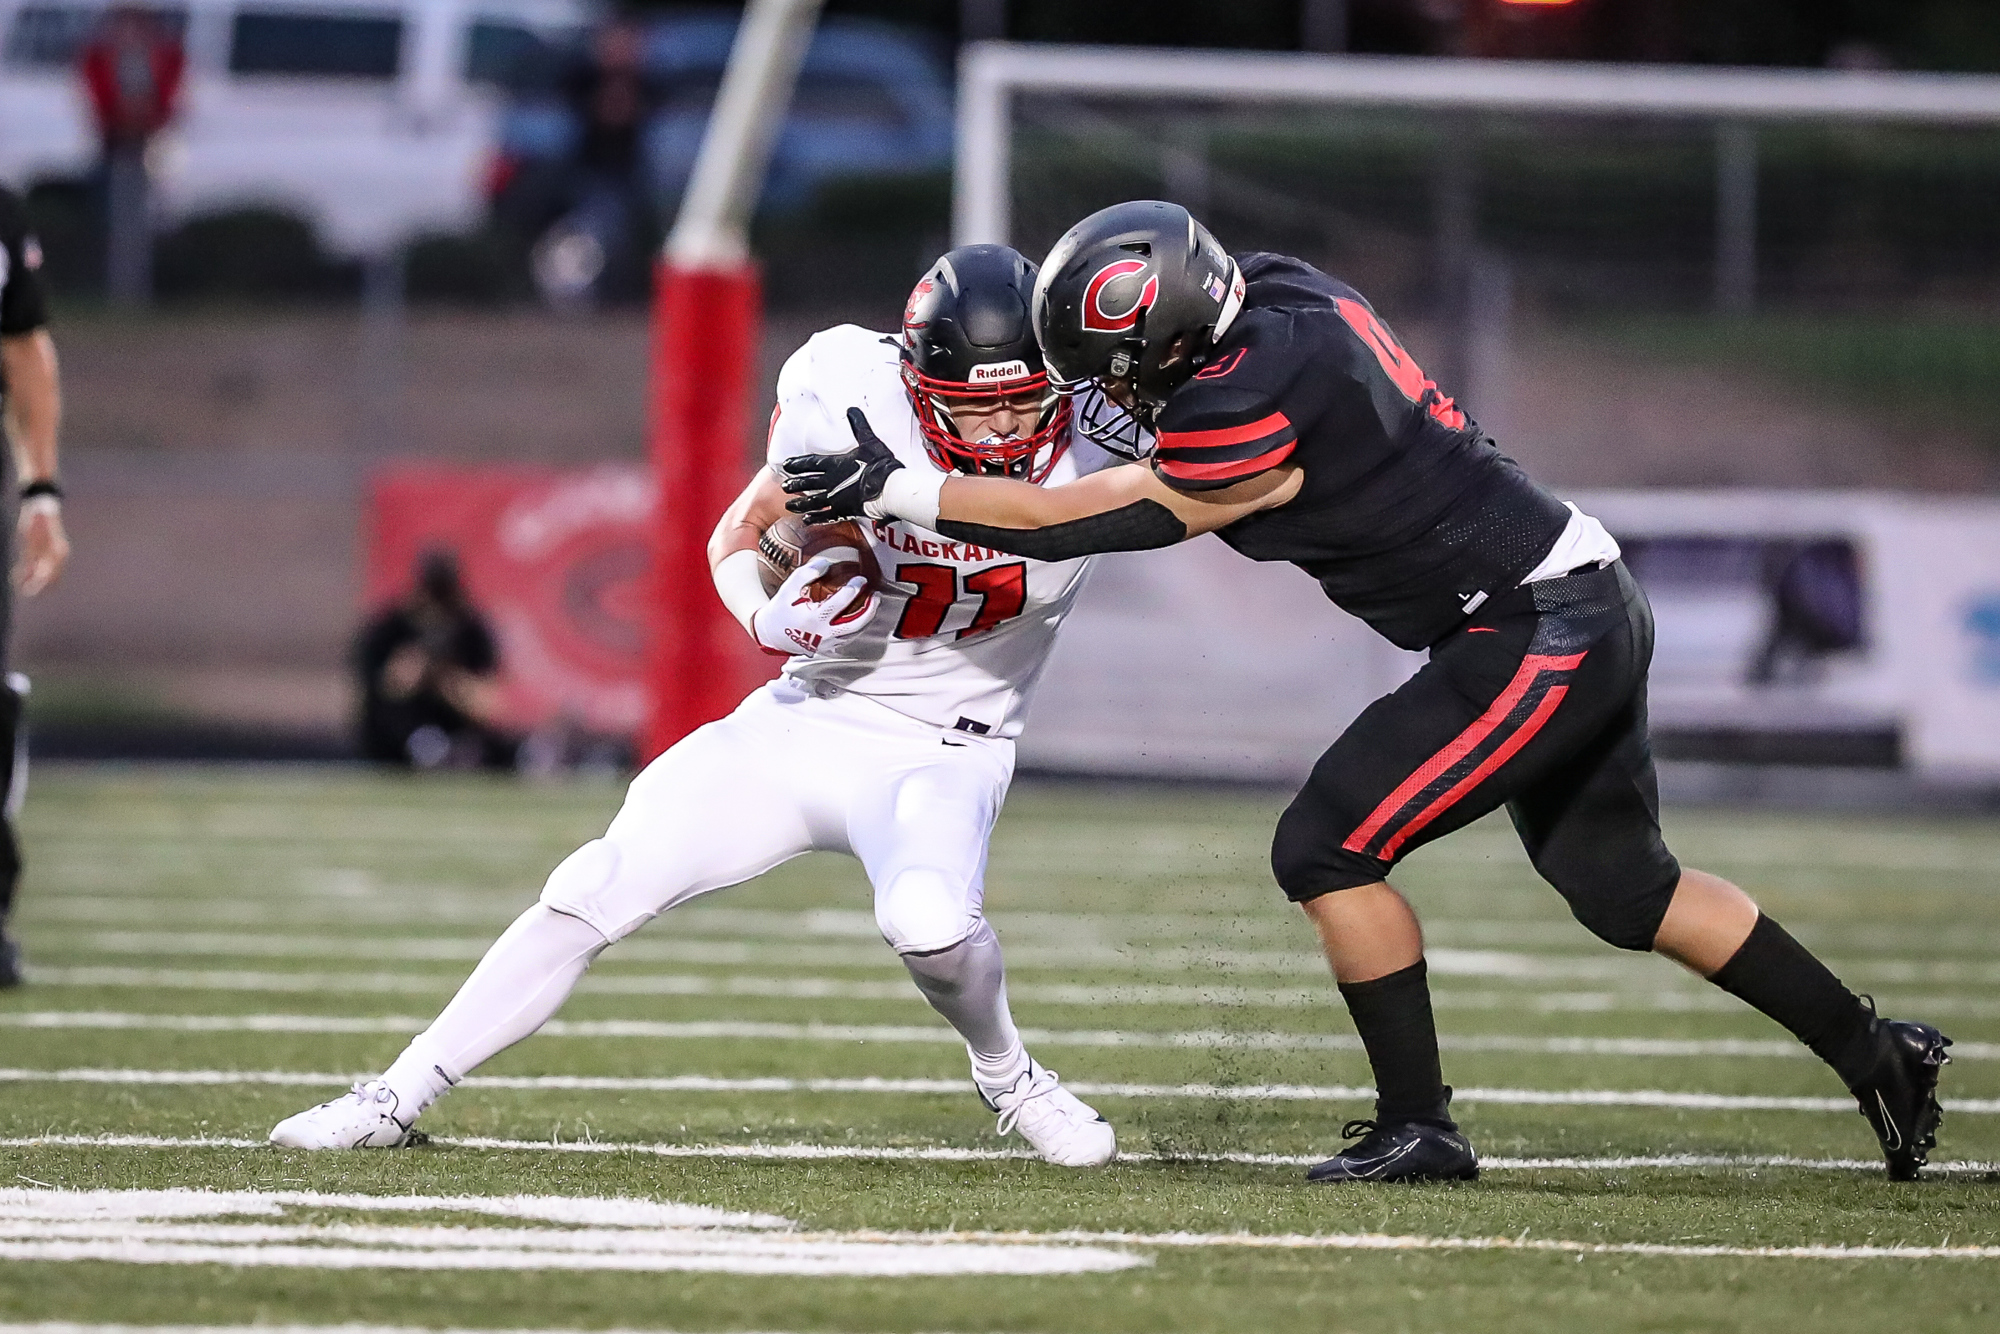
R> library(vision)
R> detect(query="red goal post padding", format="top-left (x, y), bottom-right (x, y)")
top-left (641, 257), bottom-right (776, 761)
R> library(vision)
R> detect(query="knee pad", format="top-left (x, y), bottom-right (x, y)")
top-left (1557, 871), bottom-right (1679, 953)
top-left (537, 839), bottom-right (641, 942)
top-left (875, 865), bottom-right (979, 955)
top-left (1271, 802), bottom-right (1389, 904)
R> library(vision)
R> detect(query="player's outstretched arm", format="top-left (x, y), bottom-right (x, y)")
top-left (778, 407), bottom-right (1298, 562)
top-left (935, 459), bottom-right (1299, 562)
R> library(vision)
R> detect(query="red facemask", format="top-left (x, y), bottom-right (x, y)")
top-left (901, 361), bottom-right (1072, 483)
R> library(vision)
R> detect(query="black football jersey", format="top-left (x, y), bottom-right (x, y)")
top-left (0, 186), bottom-right (49, 407)
top-left (1150, 252), bottom-right (1570, 651)
top-left (0, 187), bottom-right (48, 341)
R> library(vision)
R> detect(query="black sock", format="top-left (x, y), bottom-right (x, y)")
top-left (1338, 960), bottom-right (1451, 1126)
top-left (1709, 914), bottom-right (1877, 1087)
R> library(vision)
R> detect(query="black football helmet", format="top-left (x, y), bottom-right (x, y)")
top-left (901, 244), bottom-right (1071, 482)
top-left (1031, 200), bottom-right (1245, 459)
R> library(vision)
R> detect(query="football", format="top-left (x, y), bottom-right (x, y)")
top-left (756, 515), bottom-right (881, 601)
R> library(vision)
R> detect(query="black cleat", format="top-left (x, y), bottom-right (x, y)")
top-left (1850, 1006), bottom-right (1951, 1182)
top-left (0, 932), bottom-right (20, 989)
top-left (1306, 1115), bottom-right (1479, 1183)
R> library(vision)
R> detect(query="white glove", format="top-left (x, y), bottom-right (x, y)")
top-left (752, 554), bottom-right (879, 657)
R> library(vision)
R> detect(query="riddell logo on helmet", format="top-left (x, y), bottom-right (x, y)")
top-left (968, 360), bottom-right (1031, 383)
top-left (1081, 259), bottom-right (1159, 334)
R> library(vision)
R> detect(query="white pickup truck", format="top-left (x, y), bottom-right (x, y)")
top-left (0, 0), bottom-right (590, 255)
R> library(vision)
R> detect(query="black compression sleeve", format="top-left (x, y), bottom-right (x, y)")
top-left (936, 499), bottom-right (1188, 562)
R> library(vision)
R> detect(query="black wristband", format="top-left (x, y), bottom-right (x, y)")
top-left (18, 479), bottom-right (61, 501)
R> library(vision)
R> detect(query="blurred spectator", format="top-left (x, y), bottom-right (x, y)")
top-left (0, 184), bottom-right (71, 988)
top-left (535, 15), bottom-right (664, 304)
top-left (1752, 541), bottom-right (1865, 685)
top-left (79, 5), bottom-right (184, 306)
top-left (565, 16), bottom-right (659, 183)
top-left (355, 550), bottom-right (514, 770)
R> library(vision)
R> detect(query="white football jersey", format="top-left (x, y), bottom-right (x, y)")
top-left (766, 324), bottom-right (1114, 739)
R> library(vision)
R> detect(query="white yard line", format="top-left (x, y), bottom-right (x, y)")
top-left (0, 1188), bottom-right (1992, 1271)
top-left (37, 926), bottom-right (2000, 984)
top-left (4, 1066), bottom-right (1995, 1112)
top-left (855, 1227), bottom-right (2000, 1262)
top-left (37, 932), bottom-right (1703, 982)
top-left (0, 1190), bottom-right (1138, 1277)
top-left (37, 901), bottom-right (2000, 960)
top-left (28, 965), bottom-right (2000, 1019)
top-left (6, 1010), bottom-right (1994, 1061)
top-left (27, 966), bottom-right (2000, 1023)
top-left (27, 967), bottom-right (472, 995)
top-left (0, 963), bottom-right (1516, 1010)
top-left (8, 1133), bottom-right (1999, 1176)
top-left (7, 965), bottom-right (1685, 1012)
top-left (0, 1188), bottom-right (783, 1228)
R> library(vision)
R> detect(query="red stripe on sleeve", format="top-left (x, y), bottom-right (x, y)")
top-left (1157, 440), bottom-right (1296, 482)
top-left (1156, 410), bottom-right (1293, 452)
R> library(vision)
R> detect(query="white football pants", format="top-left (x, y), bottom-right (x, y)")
top-left (543, 680), bottom-right (1013, 952)
top-left (380, 680), bottom-right (1026, 1116)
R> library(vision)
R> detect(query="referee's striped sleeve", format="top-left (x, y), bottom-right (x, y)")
top-left (1152, 410), bottom-right (1297, 492)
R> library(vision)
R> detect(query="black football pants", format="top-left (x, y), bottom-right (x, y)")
top-left (1272, 561), bottom-right (1683, 952)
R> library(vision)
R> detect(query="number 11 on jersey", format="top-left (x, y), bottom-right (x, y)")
top-left (893, 563), bottom-right (1028, 640)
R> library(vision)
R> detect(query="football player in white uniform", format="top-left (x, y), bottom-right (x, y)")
top-left (270, 246), bottom-right (1120, 1165)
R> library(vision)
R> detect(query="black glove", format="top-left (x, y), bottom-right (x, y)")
top-left (778, 407), bottom-right (905, 524)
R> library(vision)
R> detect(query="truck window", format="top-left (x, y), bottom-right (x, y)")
top-left (5, 3), bottom-right (186, 67)
top-left (465, 18), bottom-right (558, 90)
top-left (229, 10), bottom-right (402, 78)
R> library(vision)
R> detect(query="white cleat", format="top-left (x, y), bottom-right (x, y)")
top-left (985, 1061), bottom-right (1117, 1167)
top-left (269, 1080), bottom-right (419, 1149)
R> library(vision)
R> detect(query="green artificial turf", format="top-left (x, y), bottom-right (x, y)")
top-left (1, 765), bottom-right (1996, 1333)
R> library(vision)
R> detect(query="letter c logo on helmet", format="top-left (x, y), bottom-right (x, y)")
top-left (1080, 259), bottom-right (1159, 334)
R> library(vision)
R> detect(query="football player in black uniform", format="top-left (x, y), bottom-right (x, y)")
top-left (0, 184), bottom-right (70, 989)
top-left (781, 200), bottom-right (1952, 1184)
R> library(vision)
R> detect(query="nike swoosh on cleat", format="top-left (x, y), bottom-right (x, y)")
top-left (1346, 1141), bottom-right (1420, 1179)
top-left (1874, 1090), bottom-right (1903, 1150)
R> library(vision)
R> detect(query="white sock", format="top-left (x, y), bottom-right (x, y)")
top-left (378, 904), bottom-right (609, 1121)
top-left (378, 1037), bottom-right (456, 1124)
top-left (901, 919), bottom-right (1030, 1094)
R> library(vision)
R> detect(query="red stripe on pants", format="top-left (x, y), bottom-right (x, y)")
top-left (1341, 651), bottom-right (1586, 859)
top-left (1377, 683), bottom-right (1570, 860)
